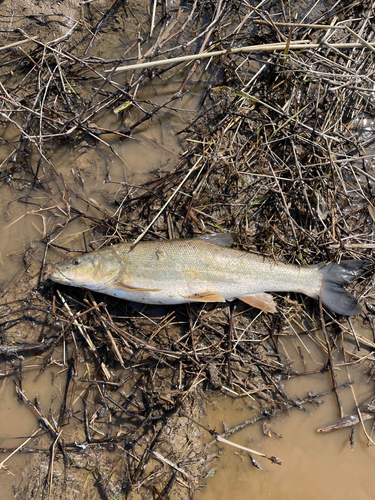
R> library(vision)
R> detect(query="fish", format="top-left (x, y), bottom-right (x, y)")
top-left (48, 233), bottom-right (366, 315)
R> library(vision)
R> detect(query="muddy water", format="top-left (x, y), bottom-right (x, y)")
top-left (0, 352), bottom-right (133, 499)
top-left (0, 74), bottom-right (208, 497)
top-left (197, 327), bottom-right (375, 500)
top-left (0, 24), bottom-right (217, 497)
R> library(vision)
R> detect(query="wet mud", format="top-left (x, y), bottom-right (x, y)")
top-left (1, 0), bottom-right (375, 499)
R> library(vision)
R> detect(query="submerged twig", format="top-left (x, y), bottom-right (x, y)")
top-left (214, 434), bottom-right (282, 465)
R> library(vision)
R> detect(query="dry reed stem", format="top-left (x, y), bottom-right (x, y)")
top-left (112, 41), bottom-right (375, 73)
top-left (1, 1), bottom-right (375, 497)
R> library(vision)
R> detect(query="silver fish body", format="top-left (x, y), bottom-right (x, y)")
top-left (48, 234), bottom-right (365, 315)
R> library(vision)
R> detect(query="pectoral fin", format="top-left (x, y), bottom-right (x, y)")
top-left (182, 291), bottom-right (226, 302)
top-left (239, 293), bottom-right (276, 313)
top-left (115, 282), bottom-right (162, 293)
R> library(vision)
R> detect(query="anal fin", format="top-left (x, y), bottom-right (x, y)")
top-left (239, 293), bottom-right (276, 313)
top-left (182, 291), bottom-right (226, 303)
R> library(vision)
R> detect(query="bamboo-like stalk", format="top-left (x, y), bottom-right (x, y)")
top-left (215, 435), bottom-right (282, 465)
top-left (150, 0), bottom-right (157, 37)
top-left (111, 40), bottom-right (375, 73)
top-left (0, 36), bottom-right (37, 51)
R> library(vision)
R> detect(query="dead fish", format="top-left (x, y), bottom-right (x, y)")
top-left (48, 233), bottom-right (366, 315)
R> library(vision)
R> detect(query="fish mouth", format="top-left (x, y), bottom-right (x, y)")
top-left (48, 265), bottom-right (100, 287)
top-left (48, 265), bottom-right (72, 285)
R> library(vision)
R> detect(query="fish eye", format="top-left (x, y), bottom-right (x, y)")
top-left (72, 258), bottom-right (80, 266)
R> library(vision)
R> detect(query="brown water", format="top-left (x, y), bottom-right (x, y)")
top-left (1, 1), bottom-right (375, 499)
top-left (0, 3), bottom-right (215, 495)
top-left (197, 328), bottom-right (375, 500)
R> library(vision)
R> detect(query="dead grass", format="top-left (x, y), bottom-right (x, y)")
top-left (1, 0), bottom-right (375, 498)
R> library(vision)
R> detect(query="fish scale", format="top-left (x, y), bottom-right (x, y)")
top-left (112, 239), bottom-right (320, 294)
top-left (48, 234), bottom-right (366, 315)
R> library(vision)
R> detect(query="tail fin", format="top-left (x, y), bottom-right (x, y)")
top-left (317, 260), bottom-right (366, 315)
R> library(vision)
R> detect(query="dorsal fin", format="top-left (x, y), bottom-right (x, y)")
top-left (197, 233), bottom-right (235, 247)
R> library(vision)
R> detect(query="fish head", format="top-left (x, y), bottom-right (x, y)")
top-left (49, 253), bottom-right (104, 290)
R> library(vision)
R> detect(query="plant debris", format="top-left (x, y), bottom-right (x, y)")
top-left (1, 0), bottom-right (375, 498)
